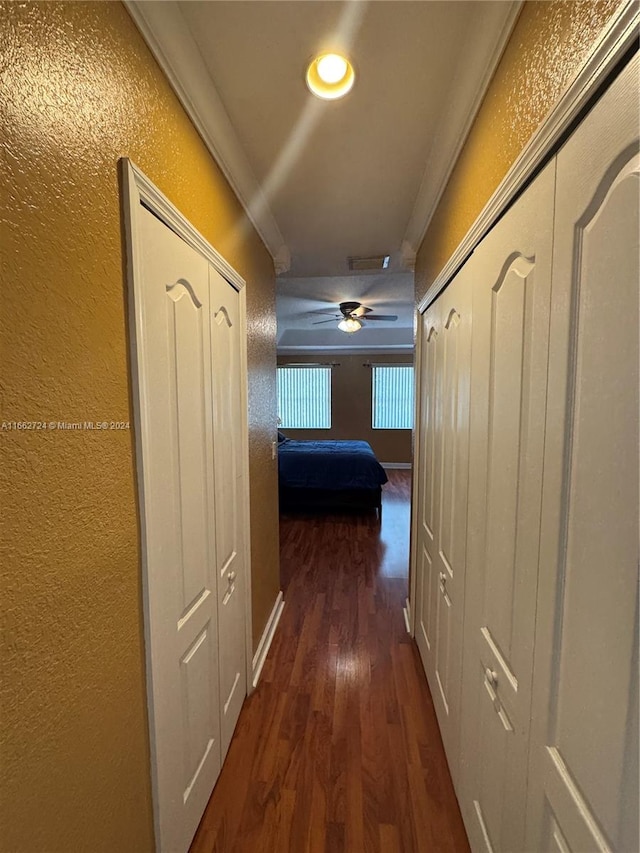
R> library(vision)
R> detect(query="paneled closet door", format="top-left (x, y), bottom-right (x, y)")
top-left (415, 264), bottom-right (472, 780)
top-left (526, 55), bottom-right (639, 853)
top-left (126, 165), bottom-right (251, 852)
top-left (415, 308), bottom-right (439, 680)
top-left (458, 160), bottom-right (555, 853)
top-left (209, 264), bottom-right (247, 759)
top-left (136, 207), bottom-right (223, 853)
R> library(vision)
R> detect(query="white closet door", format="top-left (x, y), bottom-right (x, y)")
top-left (415, 308), bottom-right (439, 674)
top-left (209, 265), bottom-right (247, 758)
top-left (137, 207), bottom-right (222, 853)
top-left (526, 55), bottom-right (639, 853)
top-left (459, 160), bottom-right (555, 852)
top-left (416, 265), bottom-right (472, 779)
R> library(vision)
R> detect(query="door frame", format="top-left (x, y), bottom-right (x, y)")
top-left (119, 158), bottom-right (254, 845)
top-left (408, 1), bottom-right (638, 634)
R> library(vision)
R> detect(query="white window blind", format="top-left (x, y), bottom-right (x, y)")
top-left (277, 365), bottom-right (332, 429)
top-left (372, 365), bottom-right (414, 429)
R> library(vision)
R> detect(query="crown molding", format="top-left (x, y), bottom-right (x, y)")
top-left (402, 1), bottom-right (523, 259)
top-left (124, 0), bottom-right (290, 273)
top-left (418, 0), bottom-right (639, 313)
top-left (277, 345), bottom-right (414, 356)
top-left (399, 240), bottom-right (417, 272)
top-left (274, 245), bottom-right (292, 276)
top-left (121, 158), bottom-right (246, 291)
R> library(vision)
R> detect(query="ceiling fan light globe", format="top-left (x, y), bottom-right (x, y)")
top-left (338, 317), bottom-right (362, 333)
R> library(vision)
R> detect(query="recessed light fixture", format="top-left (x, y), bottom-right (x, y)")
top-left (306, 52), bottom-right (355, 100)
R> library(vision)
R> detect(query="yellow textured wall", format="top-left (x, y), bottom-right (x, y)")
top-left (0, 2), bottom-right (280, 851)
top-left (415, 0), bottom-right (623, 301)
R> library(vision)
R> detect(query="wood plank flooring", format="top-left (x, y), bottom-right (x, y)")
top-left (191, 470), bottom-right (469, 853)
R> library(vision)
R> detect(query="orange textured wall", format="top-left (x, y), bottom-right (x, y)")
top-left (415, 0), bottom-right (623, 301)
top-left (0, 2), bottom-right (280, 851)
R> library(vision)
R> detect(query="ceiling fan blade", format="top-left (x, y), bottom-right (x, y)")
top-left (309, 311), bottom-right (341, 316)
top-left (311, 317), bottom-right (340, 325)
top-left (352, 305), bottom-right (372, 317)
top-left (363, 314), bottom-right (398, 321)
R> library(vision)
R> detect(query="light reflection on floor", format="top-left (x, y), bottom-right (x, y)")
top-left (277, 469), bottom-right (412, 584)
top-left (377, 470), bottom-right (411, 579)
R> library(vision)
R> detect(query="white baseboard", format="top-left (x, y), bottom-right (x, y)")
top-left (403, 599), bottom-right (411, 634)
top-left (252, 590), bottom-right (284, 688)
top-left (382, 462), bottom-right (412, 470)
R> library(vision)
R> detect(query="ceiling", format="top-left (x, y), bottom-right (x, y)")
top-left (277, 272), bottom-right (415, 353)
top-left (126, 1), bottom-right (520, 352)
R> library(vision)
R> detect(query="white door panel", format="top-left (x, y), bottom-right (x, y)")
top-left (411, 49), bottom-right (638, 853)
top-left (421, 320), bottom-right (438, 545)
top-left (460, 159), bottom-right (555, 852)
top-left (434, 281), bottom-right (471, 768)
top-left (476, 249), bottom-right (548, 692)
top-left (418, 545), bottom-right (435, 653)
top-left (527, 55), bottom-right (639, 853)
top-left (209, 266), bottom-right (246, 757)
top-left (138, 208), bottom-right (222, 853)
top-left (416, 313), bottom-right (438, 666)
top-left (470, 657), bottom-right (518, 853)
top-left (127, 177), bottom-right (250, 852)
top-left (435, 576), bottom-right (452, 712)
top-left (416, 269), bottom-right (471, 784)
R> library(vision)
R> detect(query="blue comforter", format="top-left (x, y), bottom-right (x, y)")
top-left (278, 439), bottom-right (388, 490)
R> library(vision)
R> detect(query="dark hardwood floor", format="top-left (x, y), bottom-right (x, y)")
top-left (191, 470), bottom-right (469, 853)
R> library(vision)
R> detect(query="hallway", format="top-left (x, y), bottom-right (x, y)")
top-left (191, 471), bottom-right (469, 852)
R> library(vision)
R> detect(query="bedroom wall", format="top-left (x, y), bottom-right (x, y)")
top-left (415, 0), bottom-right (623, 301)
top-left (277, 353), bottom-right (413, 465)
top-left (1, 2), bottom-right (280, 851)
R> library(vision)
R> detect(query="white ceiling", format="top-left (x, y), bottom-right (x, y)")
top-left (277, 272), bottom-right (415, 352)
top-left (127, 1), bottom-right (520, 351)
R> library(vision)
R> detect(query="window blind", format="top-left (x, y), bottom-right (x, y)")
top-left (277, 366), bottom-right (332, 429)
top-left (372, 365), bottom-right (414, 429)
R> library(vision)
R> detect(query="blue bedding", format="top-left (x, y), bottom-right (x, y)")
top-left (278, 439), bottom-right (388, 490)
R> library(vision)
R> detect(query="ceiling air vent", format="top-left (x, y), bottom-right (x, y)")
top-left (347, 254), bottom-right (390, 272)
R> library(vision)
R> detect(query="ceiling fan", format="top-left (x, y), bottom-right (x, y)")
top-left (312, 301), bottom-right (398, 333)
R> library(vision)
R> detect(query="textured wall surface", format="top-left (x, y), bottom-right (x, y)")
top-left (416, 0), bottom-right (622, 301)
top-left (277, 353), bottom-right (413, 463)
top-left (0, 2), bottom-right (280, 851)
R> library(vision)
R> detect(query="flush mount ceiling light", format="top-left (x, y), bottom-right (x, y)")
top-left (306, 52), bottom-right (355, 100)
top-left (338, 316), bottom-right (362, 334)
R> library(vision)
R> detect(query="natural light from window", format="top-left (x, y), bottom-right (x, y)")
top-left (372, 365), bottom-right (414, 429)
top-left (277, 365), bottom-right (332, 429)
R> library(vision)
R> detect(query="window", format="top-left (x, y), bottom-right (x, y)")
top-left (372, 365), bottom-right (414, 429)
top-left (277, 365), bottom-right (332, 429)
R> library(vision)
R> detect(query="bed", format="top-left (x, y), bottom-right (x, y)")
top-left (277, 436), bottom-right (388, 517)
